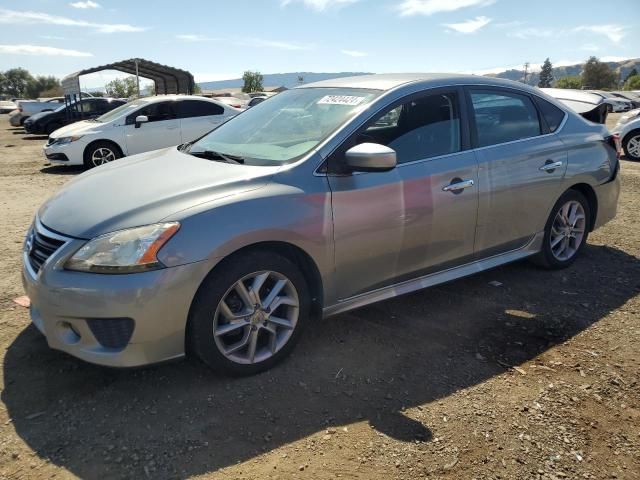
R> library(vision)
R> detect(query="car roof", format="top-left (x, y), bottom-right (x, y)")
top-left (297, 73), bottom-right (533, 91)
top-left (138, 94), bottom-right (221, 103)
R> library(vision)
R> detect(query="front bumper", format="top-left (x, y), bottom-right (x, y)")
top-left (22, 223), bottom-right (213, 367)
top-left (43, 141), bottom-right (85, 166)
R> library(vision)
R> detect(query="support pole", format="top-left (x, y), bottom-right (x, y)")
top-left (135, 59), bottom-right (140, 97)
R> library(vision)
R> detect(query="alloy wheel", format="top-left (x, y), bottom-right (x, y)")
top-left (213, 270), bottom-right (300, 365)
top-left (91, 147), bottom-right (116, 167)
top-left (626, 135), bottom-right (640, 158)
top-left (550, 200), bottom-right (586, 261)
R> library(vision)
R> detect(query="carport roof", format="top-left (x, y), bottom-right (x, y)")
top-left (62, 58), bottom-right (195, 96)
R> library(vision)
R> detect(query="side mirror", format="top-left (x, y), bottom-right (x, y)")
top-left (345, 143), bottom-right (397, 172)
top-left (135, 115), bottom-right (148, 128)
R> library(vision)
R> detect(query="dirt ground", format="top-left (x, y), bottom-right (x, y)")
top-left (0, 114), bottom-right (638, 480)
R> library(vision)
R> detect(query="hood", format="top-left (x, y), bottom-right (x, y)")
top-left (27, 111), bottom-right (53, 123)
top-left (50, 120), bottom-right (100, 138)
top-left (38, 147), bottom-right (279, 238)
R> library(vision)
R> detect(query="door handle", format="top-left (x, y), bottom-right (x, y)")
top-left (539, 160), bottom-right (563, 172)
top-left (442, 179), bottom-right (475, 192)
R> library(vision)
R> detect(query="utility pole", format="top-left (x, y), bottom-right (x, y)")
top-left (523, 62), bottom-right (530, 84)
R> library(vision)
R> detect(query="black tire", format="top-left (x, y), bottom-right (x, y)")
top-left (188, 250), bottom-right (310, 376)
top-left (83, 141), bottom-right (122, 169)
top-left (622, 129), bottom-right (640, 161)
top-left (531, 189), bottom-right (591, 269)
top-left (45, 122), bottom-right (62, 135)
top-left (19, 116), bottom-right (26, 126)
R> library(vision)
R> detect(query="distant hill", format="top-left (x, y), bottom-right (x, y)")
top-left (198, 72), bottom-right (370, 90)
top-left (487, 58), bottom-right (640, 86)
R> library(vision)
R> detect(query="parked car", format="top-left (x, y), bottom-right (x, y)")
top-left (540, 88), bottom-right (609, 124)
top-left (246, 96), bottom-right (268, 107)
top-left (0, 100), bottom-right (16, 114)
top-left (589, 91), bottom-right (633, 112)
top-left (212, 96), bottom-right (246, 109)
top-left (8, 109), bottom-right (23, 126)
top-left (44, 95), bottom-right (239, 168)
top-left (19, 97), bottom-right (66, 117)
top-left (24, 98), bottom-right (126, 135)
top-left (23, 74), bottom-right (620, 375)
top-left (613, 108), bottom-right (640, 160)
top-left (611, 91), bottom-right (640, 109)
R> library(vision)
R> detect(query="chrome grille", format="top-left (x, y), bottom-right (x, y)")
top-left (27, 223), bottom-right (68, 274)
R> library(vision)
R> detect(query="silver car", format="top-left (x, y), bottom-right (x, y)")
top-left (22, 74), bottom-right (620, 375)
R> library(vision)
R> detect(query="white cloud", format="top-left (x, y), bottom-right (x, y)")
top-left (0, 8), bottom-right (145, 33)
top-left (193, 72), bottom-right (241, 83)
top-left (0, 44), bottom-right (92, 57)
top-left (176, 34), bottom-right (212, 42)
top-left (281, 0), bottom-right (359, 11)
top-left (444, 16), bottom-right (491, 33)
top-left (176, 34), bottom-right (311, 51)
top-left (341, 49), bottom-right (368, 57)
top-left (508, 27), bottom-right (554, 39)
top-left (69, 1), bottom-right (100, 8)
top-left (580, 43), bottom-right (600, 52)
top-left (397, 0), bottom-right (495, 16)
top-left (573, 25), bottom-right (626, 43)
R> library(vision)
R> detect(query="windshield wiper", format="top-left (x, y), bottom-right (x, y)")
top-left (188, 149), bottom-right (245, 164)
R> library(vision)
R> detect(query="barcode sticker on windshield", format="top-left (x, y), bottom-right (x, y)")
top-left (317, 95), bottom-right (365, 106)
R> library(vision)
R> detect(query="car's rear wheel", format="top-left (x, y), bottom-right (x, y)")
top-left (188, 250), bottom-right (310, 376)
top-left (532, 189), bottom-right (590, 269)
top-left (622, 129), bottom-right (640, 161)
top-left (83, 141), bottom-right (122, 168)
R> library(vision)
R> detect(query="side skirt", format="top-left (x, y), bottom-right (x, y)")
top-left (322, 231), bottom-right (544, 318)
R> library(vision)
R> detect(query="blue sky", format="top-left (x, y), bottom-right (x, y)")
top-left (0, 0), bottom-right (638, 88)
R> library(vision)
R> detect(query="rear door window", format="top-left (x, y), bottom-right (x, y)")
top-left (469, 89), bottom-right (541, 147)
top-left (127, 101), bottom-right (176, 124)
top-left (534, 96), bottom-right (566, 133)
top-left (176, 100), bottom-right (224, 118)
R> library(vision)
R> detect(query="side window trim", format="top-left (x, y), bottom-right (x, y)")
top-left (464, 86), bottom-right (545, 150)
top-left (325, 86), bottom-right (470, 174)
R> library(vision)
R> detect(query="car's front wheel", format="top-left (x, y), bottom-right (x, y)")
top-left (83, 141), bottom-right (122, 168)
top-left (188, 250), bottom-right (310, 376)
top-left (533, 189), bottom-right (590, 269)
top-left (622, 129), bottom-right (640, 161)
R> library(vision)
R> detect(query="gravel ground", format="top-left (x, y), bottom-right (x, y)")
top-left (0, 114), bottom-right (638, 480)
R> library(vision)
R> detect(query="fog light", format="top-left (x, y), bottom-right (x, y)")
top-left (57, 321), bottom-right (81, 345)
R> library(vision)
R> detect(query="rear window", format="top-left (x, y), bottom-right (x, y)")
top-left (534, 97), bottom-right (566, 133)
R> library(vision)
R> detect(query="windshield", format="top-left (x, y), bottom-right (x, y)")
top-left (95, 99), bottom-right (150, 123)
top-left (188, 88), bottom-right (380, 165)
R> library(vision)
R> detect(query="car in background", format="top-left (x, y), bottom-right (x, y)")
top-left (24, 98), bottom-right (126, 135)
top-left (611, 91), bottom-right (640, 109)
top-left (613, 108), bottom-right (640, 160)
top-left (589, 91), bottom-right (633, 112)
top-left (12, 97), bottom-right (66, 126)
top-left (0, 100), bottom-right (16, 114)
top-left (44, 95), bottom-right (239, 168)
top-left (24, 74), bottom-right (620, 374)
top-left (540, 88), bottom-right (609, 124)
top-left (213, 96), bottom-right (246, 109)
top-left (246, 96), bottom-right (268, 107)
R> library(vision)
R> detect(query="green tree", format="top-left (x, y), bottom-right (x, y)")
top-left (1, 68), bottom-right (34, 98)
top-left (242, 71), bottom-right (263, 93)
top-left (623, 68), bottom-right (638, 84)
top-left (538, 58), bottom-right (554, 88)
top-left (105, 76), bottom-right (138, 98)
top-left (555, 76), bottom-right (582, 89)
top-left (623, 75), bottom-right (640, 91)
top-left (26, 75), bottom-right (61, 98)
top-left (581, 56), bottom-right (616, 90)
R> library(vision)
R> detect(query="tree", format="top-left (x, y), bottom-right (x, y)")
top-left (192, 83), bottom-right (201, 94)
top-left (538, 58), bottom-right (554, 88)
top-left (1, 68), bottom-right (34, 98)
top-left (623, 75), bottom-right (640, 91)
top-left (555, 76), bottom-right (582, 89)
top-left (26, 75), bottom-right (61, 98)
top-left (242, 71), bottom-right (263, 93)
top-left (105, 76), bottom-right (138, 98)
top-left (623, 68), bottom-right (638, 85)
top-left (581, 56), bottom-right (616, 90)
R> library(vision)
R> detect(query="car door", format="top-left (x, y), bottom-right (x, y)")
top-left (124, 101), bottom-right (182, 155)
top-left (327, 88), bottom-right (479, 300)
top-left (466, 87), bottom-right (568, 256)
top-left (176, 99), bottom-right (228, 143)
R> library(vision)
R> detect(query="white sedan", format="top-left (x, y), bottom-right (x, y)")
top-left (614, 108), bottom-right (640, 160)
top-left (44, 95), bottom-right (240, 168)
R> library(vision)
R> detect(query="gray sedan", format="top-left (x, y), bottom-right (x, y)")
top-left (22, 74), bottom-right (620, 375)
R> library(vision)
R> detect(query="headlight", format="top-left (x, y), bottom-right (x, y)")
top-left (65, 223), bottom-right (180, 274)
top-left (55, 135), bottom-right (83, 145)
